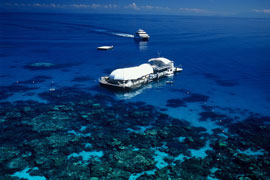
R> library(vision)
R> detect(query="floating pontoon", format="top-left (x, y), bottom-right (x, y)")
top-left (99, 57), bottom-right (182, 91)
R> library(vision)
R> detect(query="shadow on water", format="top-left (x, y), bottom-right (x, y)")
top-left (134, 40), bottom-right (148, 51)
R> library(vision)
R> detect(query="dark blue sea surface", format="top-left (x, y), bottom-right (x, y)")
top-left (0, 12), bottom-right (270, 179)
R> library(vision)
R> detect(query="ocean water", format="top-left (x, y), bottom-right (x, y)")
top-left (0, 12), bottom-right (270, 179)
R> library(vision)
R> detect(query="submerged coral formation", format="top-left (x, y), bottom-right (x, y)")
top-left (24, 62), bottom-right (81, 71)
top-left (202, 73), bottom-right (239, 87)
top-left (0, 87), bottom-right (269, 179)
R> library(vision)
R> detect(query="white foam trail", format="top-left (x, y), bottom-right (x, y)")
top-left (91, 27), bottom-right (134, 38)
top-left (111, 33), bottom-right (134, 38)
top-left (93, 29), bottom-right (107, 32)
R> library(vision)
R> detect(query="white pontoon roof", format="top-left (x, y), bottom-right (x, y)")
top-left (148, 57), bottom-right (172, 65)
top-left (109, 63), bottom-right (153, 80)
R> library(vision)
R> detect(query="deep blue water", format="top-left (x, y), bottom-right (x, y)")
top-left (1, 13), bottom-right (270, 109)
top-left (0, 12), bottom-right (270, 179)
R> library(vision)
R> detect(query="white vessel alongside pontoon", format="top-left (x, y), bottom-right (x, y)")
top-left (99, 57), bottom-right (182, 90)
top-left (134, 29), bottom-right (150, 41)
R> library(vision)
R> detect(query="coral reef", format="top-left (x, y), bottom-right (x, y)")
top-left (166, 92), bottom-right (209, 108)
top-left (0, 87), bottom-right (269, 179)
top-left (203, 73), bottom-right (239, 87)
top-left (24, 62), bottom-right (80, 71)
top-left (0, 84), bottom-right (39, 100)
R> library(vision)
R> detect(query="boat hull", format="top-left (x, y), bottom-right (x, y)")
top-left (99, 67), bottom-right (182, 91)
top-left (99, 78), bottom-right (141, 91)
top-left (134, 36), bottom-right (149, 41)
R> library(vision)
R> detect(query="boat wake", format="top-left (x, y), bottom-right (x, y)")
top-left (93, 29), bottom-right (108, 33)
top-left (91, 28), bottom-right (134, 38)
top-left (111, 33), bottom-right (134, 38)
top-left (14, 19), bottom-right (135, 39)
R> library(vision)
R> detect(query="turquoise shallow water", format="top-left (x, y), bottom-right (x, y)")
top-left (0, 12), bottom-right (270, 179)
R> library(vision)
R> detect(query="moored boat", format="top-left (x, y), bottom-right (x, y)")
top-left (97, 45), bottom-right (114, 50)
top-left (99, 57), bottom-right (182, 91)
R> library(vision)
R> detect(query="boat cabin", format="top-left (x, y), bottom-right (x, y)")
top-left (134, 29), bottom-right (150, 41)
top-left (148, 57), bottom-right (175, 75)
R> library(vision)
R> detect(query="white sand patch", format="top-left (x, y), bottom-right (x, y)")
top-left (166, 104), bottom-right (222, 134)
top-left (178, 136), bottom-right (186, 142)
top-left (126, 125), bottom-right (152, 134)
top-left (174, 153), bottom-right (189, 162)
top-left (129, 169), bottom-right (156, 180)
top-left (79, 126), bottom-right (87, 132)
top-left (12, 167), bottom-right (46, 180)
top-left (236, 148), bottom-right (264, 156)
top-left (152, 149), bottom-right (169, 169)
top-left (68, 150), bottom-right (103, 161)
top-left (67, 130), bottom-right (91, 137)
top-left (190, 140), bottom-right (213, 158)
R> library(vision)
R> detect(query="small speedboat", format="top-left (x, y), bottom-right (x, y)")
top-left (175, 66), bottom-right (183, 72)
top-left (97, 45), bottom-right (114, 50)
top-left (134, 29), bottom-right (150, 41)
